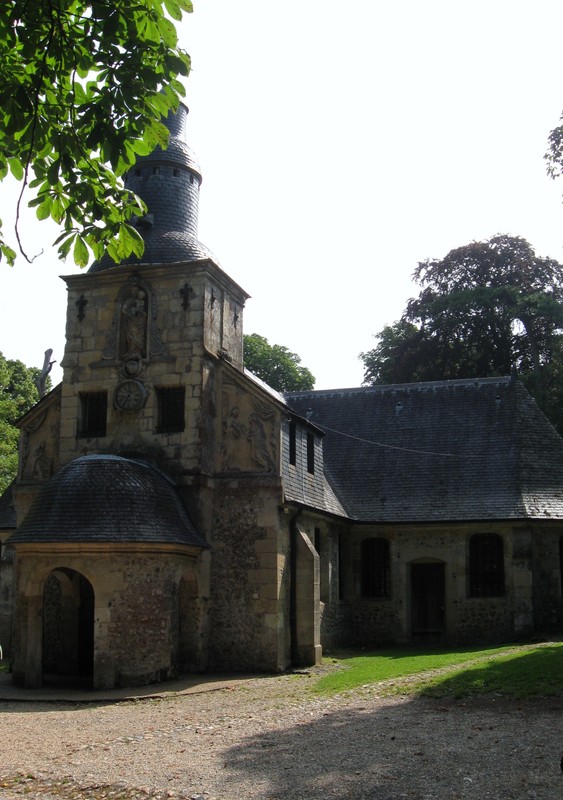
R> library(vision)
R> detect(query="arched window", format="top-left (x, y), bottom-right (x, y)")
top-left (469, 533), bottom-right (505, 597)
top-left (361, 537), bottom-right (390, 598)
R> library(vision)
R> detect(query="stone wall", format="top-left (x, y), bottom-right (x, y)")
top-left (206, 480), bottom-right (288, 672)
top-left (0, 542), bottom-right (13, 654)
top-left (11, 545), bottom-right (203, 689)
top-left (531, 525), bottom-right (563, 631)
top-left (322, 521), bottom-right (551, 647)
top-left (59, 260), bottom-right (247, 474)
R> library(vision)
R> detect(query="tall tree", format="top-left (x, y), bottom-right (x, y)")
top-left (360, 235), bottom-right (563, 431)
top-left (0, 0), bottom-right (192, 268)
top-left (243, 334), bottom-right (315, 392)
top-left (0, 353), bottom-right (44, 494)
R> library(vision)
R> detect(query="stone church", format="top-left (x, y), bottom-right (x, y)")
top-left (2, 104), bottom-right (563, 689)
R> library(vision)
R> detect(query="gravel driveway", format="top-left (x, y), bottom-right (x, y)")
top-left (0, 671), bottom-right (562, 800)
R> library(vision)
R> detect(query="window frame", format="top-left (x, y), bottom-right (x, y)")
top-left (78, 391), bottom-right (107, 438)
top-left (469, 533), bottom-right (505, 598)
top-left (361, 537), bottom-right (391, 599)
top-left (306, 431), bottom-right (315, 474)
top-left (156, 386), bottom-right (185, 434)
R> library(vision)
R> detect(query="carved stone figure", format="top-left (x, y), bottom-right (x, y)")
top-left (222, 406), bottom-right (247, 469)
top-left (248, 412), bottom-right (275, 472)
top-left (28, 441), bottom-right (52, 480)
top-left (121, 289), bottom-right (148, 359)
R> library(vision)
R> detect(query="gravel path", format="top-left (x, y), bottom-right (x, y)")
top-left (1, 672), bottom-right (562, 800)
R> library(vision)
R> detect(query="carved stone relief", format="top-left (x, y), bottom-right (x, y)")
top-left (101, 274), bottom-right (169, 365)
top-left (222, 405), bottom-right (245, 470)
top-left (248, 402), bottom-right (276, 472)
top-left (28, 441), bottom-right (53, 480)
top-left (120, 287), bottom-right (148, 360)
top-left (220, 387), bottom-right (277, 473)
top-left (21, 405), bottom-right (59, 481)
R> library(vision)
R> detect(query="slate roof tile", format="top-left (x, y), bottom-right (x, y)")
top-left (0, 482), bottom-right (16, 529)
top-left (9, 455), bottom-right (207, 547)
top-left (284, 377), bottom-right (563, 523)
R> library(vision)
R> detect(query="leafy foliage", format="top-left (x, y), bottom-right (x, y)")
top-left (360, 235), bottom-right (563, 432)
top-left (0, 353), bottom-right (44, 494)
top-left (0, 0), bottom-right (192, 267)
top-left (546, 113), bottom-right (563, 184)
top-left (243, 334), bottom-right (315, 392)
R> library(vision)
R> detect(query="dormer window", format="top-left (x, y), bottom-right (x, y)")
top-left (289, 421), bottom-right (296, 465)
top-left (307, 432), bottom-right (315, 474)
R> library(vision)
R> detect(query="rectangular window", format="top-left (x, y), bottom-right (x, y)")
top-left (469, 533), bottom-right (505, 597)
top-left (361, 537), bottom-right (390, 598)
top-left (307, 432), bottom-right (315, 474)
top-left (289, 421), bottom-right (296, 465)
top-left (78, 392), bottom-right (107, 437)
top-left (156, 387), bottom-right (185, 433)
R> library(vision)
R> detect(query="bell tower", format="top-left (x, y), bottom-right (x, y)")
top-left (59, 103), bottom-right (250, 479)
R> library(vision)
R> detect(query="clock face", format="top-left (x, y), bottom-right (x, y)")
top-left (114, 380), bottom-right (148, 411)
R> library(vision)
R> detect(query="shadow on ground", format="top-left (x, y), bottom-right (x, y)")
top-left (219, 694), bottom-right (563, 799)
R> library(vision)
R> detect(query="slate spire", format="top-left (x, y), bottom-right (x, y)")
top-left (90, 102), bottom-right (214, 271)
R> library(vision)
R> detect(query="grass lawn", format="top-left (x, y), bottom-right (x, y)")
top-left (314, 640), bottom-right (563, 699)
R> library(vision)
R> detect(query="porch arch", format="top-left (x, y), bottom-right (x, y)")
top-left (42, 568), bottom-right (95, 687)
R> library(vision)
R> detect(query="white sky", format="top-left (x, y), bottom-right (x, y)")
top-left (2, 0), bottom-right (563, 389)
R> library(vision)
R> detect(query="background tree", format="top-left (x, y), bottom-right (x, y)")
top-left (0, 0), bottom-right (192, 268)
top-left (0, 353), bottom-right (45, 494)
top-left (243, 334), bottom-right (315, 392)
top-left (360, 235), bottom-right (563, 432)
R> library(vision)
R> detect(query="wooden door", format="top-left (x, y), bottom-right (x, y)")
top-left (411, 562), bottom-right (445, 643)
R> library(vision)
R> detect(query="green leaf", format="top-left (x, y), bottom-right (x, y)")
top-left (36, 199), bottom-right (52, 221)
top-left (0, 244), bottom-right (17, 266)
top-left (163, 0), bottom-right (183, 21)
top-left (51, 195), bottom-right (65, 224)
top-left (57, 234), bottom-right (74, 261)
top-left (73, 235), bottom-right (89, 268)
top-left (0, 0), bottom-right (189, 265)
top-left (8, 157), bottom-right (24, 181)
top-left (130, 137), bottom-right (155, 157)
top-left (123, 223), bottom-right (145, 257)
top-left (146, 119), bottom-right (170, 149)
top-left (46, 159), bottom-right (60, 184)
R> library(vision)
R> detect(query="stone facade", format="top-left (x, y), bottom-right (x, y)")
top-left (5, 103), bottom-right (322, 690)
top-left (4, 103), bottom-right (563, 690)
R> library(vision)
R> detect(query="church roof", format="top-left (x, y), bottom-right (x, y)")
top-left (284, 376), bottom-right (563, 523)
top-left (88, 232), bottom-right (218, 272)
top-left (0, 482), bottom-right (16, 530)
top-left (8, 455), bottom-right (207, 547)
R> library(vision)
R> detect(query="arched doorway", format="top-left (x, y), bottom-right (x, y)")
top-left (42, 568), bottom-right (94, 687)
top-left (410, 561), bottom-right (445, 644)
